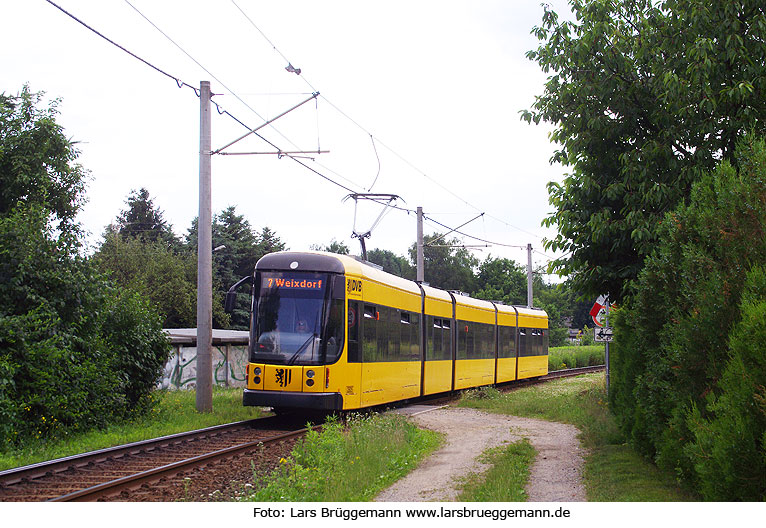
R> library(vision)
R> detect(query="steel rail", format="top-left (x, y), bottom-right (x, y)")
top-left (545, 365), bottom-right (605, 379)
top-left (0, 416), bottom-right (284, 487)
top-left (50, 426), bottom-right (315, 502)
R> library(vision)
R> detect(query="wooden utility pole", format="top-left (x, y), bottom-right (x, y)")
top-left (196, 80), bottom-right (213, 413)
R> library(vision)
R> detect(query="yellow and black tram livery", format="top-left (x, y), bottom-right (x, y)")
top-left (227, 251), bottom-right (548, 411)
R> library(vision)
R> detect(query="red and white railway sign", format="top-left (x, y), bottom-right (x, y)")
top-left (590, 295), bottom-right (610, 328)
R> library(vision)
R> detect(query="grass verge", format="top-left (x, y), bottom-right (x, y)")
top-left (549, 345), bottom-right (605, 370)
top-left (0, 387), bottom-right (263, 471)
top-left (240, 413), bottom-right (442, 502)
top-left (458, 374), bottom-right (695, 501)
top-left (456, 438), bottom-right (536, 501)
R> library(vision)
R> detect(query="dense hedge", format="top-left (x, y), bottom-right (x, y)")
top-left (610, 136), bottom-right (766, 500)
top-left (0, 206), bottom-right (170, 447)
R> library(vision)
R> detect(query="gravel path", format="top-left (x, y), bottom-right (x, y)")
top-left (374, 406), bottom-right (586, 502)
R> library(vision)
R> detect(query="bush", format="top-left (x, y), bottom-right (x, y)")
top-left (101, 288), bottom-right (170, 414)
top-left (611, 136), bottom-right (766, 497)
top-left (685, 267), bottom-right (766, 500)
top-left (0, 206), bottom-right (169, 448)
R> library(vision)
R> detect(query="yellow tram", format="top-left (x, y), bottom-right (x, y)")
top-left (228, 251), bottom-right (548, 411)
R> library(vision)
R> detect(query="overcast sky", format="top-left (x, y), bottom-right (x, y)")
top-left (3, 0), bottom-right (573, 276)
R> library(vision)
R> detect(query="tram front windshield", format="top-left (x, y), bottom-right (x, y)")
top-left (251, 272), bottom-right (340, 366)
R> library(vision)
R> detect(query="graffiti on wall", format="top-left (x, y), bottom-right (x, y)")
top-left (158, 345), bottom-right (249, 390)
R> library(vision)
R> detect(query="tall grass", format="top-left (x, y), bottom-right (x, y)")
top-left (549, 345), bottom-right (605, 371)
top-left (241, 413), bottom-right (442, 502)
top-left (0, 387), bottom-right (263, 471)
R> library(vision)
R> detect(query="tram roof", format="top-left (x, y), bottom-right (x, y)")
top-left (254, 251), bottom-right (548, 319)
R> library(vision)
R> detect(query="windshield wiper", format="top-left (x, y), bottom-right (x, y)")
top-left (287, 333), bottom-right (318, 366)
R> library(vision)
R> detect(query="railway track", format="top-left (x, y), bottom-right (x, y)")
top-left (0, 414), bottom-right (316, 502)
top-left (0, 365), bottom-right (604, 502)
top-left (476, 364), bottom-right (605, 395)
top-left (544, 364), bottom-right (605, 379)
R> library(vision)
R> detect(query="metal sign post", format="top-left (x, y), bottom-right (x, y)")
top-left (591, 295), bottom-right (612, 397)
top-left (605, 299), bottom-right (610, 397)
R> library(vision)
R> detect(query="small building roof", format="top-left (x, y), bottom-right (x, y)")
top-left (163, 328), bottom-right (249, 345)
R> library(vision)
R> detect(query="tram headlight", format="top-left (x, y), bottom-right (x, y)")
top-left (306, 370), bottom-right (315, 378)
top-left (254, 367), bottom-right (262, 376)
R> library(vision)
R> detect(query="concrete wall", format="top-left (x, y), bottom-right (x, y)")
top-left (158, 344), bottom-right (248, 390)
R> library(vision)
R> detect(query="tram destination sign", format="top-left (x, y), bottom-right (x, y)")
top-left (263, 275), bottom-right (324, 291)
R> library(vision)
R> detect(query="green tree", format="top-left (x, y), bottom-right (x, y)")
top-left (569, 293), bottom-right (596, 330)
top-left (92, 233), bottom-right (218, 328)
top-left (212, 207), bottom-right (258, 284)
top-left (0, 86), bottom-right (87, 234)
top-left (185, 209), bottom-right (287, 329)
top-left (472, 256), bottom-right (527, 305)
top-left (366, 248), bottom-right (414, 279)
top-left (256, 226), bottom-right (287, 256)
top-left (524, 0), bottom-right (766, 301)
top-left (111, 188), bottom-right (179, 247)
top-left (535, 281), bottom-right (578, 347)
top-left (408, 234), bottom-right (478, 292)
top-left (312, 239), bottom-right (351, 255)
top-left (213, 208), bottom-right (274, 330)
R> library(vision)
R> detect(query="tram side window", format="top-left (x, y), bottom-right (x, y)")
top-left (458, 321), bottom-right (494, 359)
top-left (532, 328), bottom-right (548, 356)
top-left (324, 298), bottom-right (346, 362)
top-left (427, 316), bottom-right (451, 361)
top-left (457, 321), bottom-right (473, 359)
top-left (382, 306), bottom-right (398, 359)
top-left (499, 325), bottom-right (515, 358)
top-left (475, 323), bottom-right (495, 359)
top-left (362, 304), bottom-right (381, 362)
top-left (400, 310), bottom-right (420, 360)
top-left (519, 328), bottom-right (545, 357)
top-left (519, 328), bottom-right (528, 357)
top-left (426, 316), bottom-right (439, 360)
top-left (528, 329), bottom-right (545, 356)
top-left (361, 304), bottom-right (419, 362)
top-left (411, 313), bottom-right (421, 358)
top-left (400, 311), bottom-right (410, 359)
top-left (347, 301), bottom-right (360, 363)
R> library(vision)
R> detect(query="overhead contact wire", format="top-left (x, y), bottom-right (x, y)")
top-left (423, 215), bottom-right (528, 250)
top-left (46, 0), bottom-right (362, 197)
top-left (229, 0), bottom-right (317, 93)
top-left (44, 0), bottom-right (195, 92)
top-left (227, 0), bottom-right (541, 243)
top-left (50, 0), bottom-right (548, 255)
